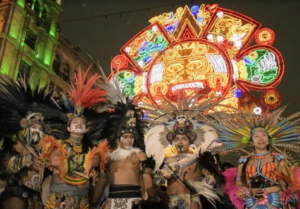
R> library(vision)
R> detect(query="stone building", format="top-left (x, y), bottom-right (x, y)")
top-left (0, 0), bottom-right (95, 96)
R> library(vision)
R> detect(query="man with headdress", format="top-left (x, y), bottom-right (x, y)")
top-left (40, 69), bottom-right (108, 209)
top-left (85, 65), bottom-right (157, 209)
top-left (0, 76), bottom-right (53, 209)
top-left (144, 98), bottom-right (221, 209)
top-left (90, 99), bottom-right (156, 209)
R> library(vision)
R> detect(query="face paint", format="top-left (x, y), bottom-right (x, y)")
top-left (29, 128), bottom-right (44, 144)
top-left (120, 133), bottom-right (134, 150)
top-left (70, 122), bottom-right (86, 133)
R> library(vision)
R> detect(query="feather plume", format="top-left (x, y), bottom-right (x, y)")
top-left (40, 135), bottom-right (56, 160)
top-left (69, 67), bottom-right (106, 109)
top-left (98, 139), bottom-right (108, 172)
top-left (83, 147), bottom-right (97, 175)
top-left (186, 180), bottom-right (220, 207)
top-left (223, 168), bottom-right (245, 209)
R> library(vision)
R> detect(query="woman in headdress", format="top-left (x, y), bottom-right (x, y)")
top-left (210, 107), bottom-right (300, 209)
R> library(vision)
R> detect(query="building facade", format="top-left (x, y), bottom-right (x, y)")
top-left (0, 0), bottom-right (62, 88)
top-left (0, 0), bottom-right (94, 96)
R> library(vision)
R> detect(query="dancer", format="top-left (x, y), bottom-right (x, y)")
top-left (90, 69), bottom-right (156, 209)
top-left (145, 97), bottom-right (221, 209)
top-left (211, 107), bottom-right (300, 209)
top-left (41, 68), bottom-right (108, 209)
top-left (0, 75), bottom-right (60, 209)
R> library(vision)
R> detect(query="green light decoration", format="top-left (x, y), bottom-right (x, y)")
top-left (49, 22), bottom-right (56, 37)
top-left (115, 71), bottom-right (140, 97)
top-left (17, 0), bottom-right (25, 8)
top-left (244, 49), bottom-right (278, 84)
top-left (132, 29), bottom-right (169, 66)
top-left (44, 47), bottom-right (52, 66)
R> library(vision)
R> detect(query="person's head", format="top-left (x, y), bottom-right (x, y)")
top-left (173, 134), bottom-right (190, 154)
top-left (29, 123), bottom-right (44, 145)
top-left (67, 117), bottom-right (86, 136)
top-left (118, 132), bottom-right (134, 150)
top-left (250, 127), bottom-right (270, 151)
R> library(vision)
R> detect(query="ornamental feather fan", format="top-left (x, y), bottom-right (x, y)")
top-left (209, 106), bottom-right (300, 157)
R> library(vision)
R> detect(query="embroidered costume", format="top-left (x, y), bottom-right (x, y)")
top-left (40, 68), bottom-right (108, 209)
top-left (209, 106), bottom-right (300, 209)
top-left (0, 75), bottom-right (60, 209)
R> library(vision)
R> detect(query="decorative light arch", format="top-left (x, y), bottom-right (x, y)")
top-left (109, 4), bottom-right (284, 112)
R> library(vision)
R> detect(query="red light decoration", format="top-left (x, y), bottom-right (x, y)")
top-left (109, 4), bottom-right (284, 111)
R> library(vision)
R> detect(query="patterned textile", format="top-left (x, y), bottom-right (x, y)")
top-left (169, 194), bottom-right (201, 209)
top-left (46, 191), bottom-right (89, 209)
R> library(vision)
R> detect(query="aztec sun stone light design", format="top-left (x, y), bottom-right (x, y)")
top-left (109, 4), bottom-right (284, 111)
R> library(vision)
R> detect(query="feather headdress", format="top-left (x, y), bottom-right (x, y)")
top-left (91, 60), bottom-right (146, 151)
top-left (66, 67), bottom-right (106, 124)
top-left (208, 106), bottom-right (300, 158)
top-left (144, 96), bottom-right (220, 170)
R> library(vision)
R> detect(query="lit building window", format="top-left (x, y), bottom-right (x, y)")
top-left (25, 29), bottom-right (37, 50)
top-left (19, 60), bottom-right (31, 77)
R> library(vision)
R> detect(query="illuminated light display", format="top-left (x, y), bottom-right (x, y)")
top-left (109, 4), bottom-right (285, 111)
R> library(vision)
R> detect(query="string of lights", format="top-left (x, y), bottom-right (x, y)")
top-left (59, 0), bottom-right (193, 23)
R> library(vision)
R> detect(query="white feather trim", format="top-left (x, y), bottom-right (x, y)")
top-left (145, 125), bottom-right (168, 171)
top-left (109, 147), bottom-right (142, 161)
top-left (187, 180), bottom-right (220, 208)
top-left (195, 124), bottom-right (221, 153)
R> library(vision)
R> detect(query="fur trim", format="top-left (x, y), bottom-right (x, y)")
top-left (109, 147), bottom-right (141, 161)
top-left (187, 180), bottom-right (220, 207)
top-left (223, 168), bottom-right (245, 209)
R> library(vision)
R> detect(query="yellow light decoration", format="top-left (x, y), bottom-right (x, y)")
top-left (110, 4), bottom-right (285, 111)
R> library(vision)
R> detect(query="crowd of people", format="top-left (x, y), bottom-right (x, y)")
top-left (0, 67), bottom-right (300, 209)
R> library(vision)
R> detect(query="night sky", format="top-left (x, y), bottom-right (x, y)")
top-left (59, 0), bottom-right (300, 116)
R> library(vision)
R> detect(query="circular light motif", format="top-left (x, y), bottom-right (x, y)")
top-left (138, 60), bottom-right (144, 67)
top-left (217, 36), bottom-right (224, 42)
top-left (125, 47), bottom-right (131, 52)
top-left (234, 89), bottom-right (242, 98)
top-left (255, 28), bottom-right (275, 45)
top-left (152, 25), bottom-right (158, 32)
top-left (111, 54), bottom-right (129, 70)
top-left (253, 107), bottom-right (262, 115)
top-left (207, 34), bottom-right (214, 41)
top-left (191, 5), bottom-right (200, 16)
top-left (261, 89), bottom-right (281, 109)
top-left (217, 11), bottom-right (224, 18)
top-left (235, 40), bottom-right (242, 49)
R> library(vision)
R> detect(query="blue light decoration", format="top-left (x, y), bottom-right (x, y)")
top-left (234, 88), bottom-right (242, 98)
top-left (191, 5), bottom-right (200, 16)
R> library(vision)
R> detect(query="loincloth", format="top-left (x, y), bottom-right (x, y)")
top-left (0, 183), bottom-right (42, 209)
top-left (169, 194), bottom-right (201, 209)
top-left (104, 184), bottom-right (142, 209)
top-left (46, 184), bottom-right (89, 209)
